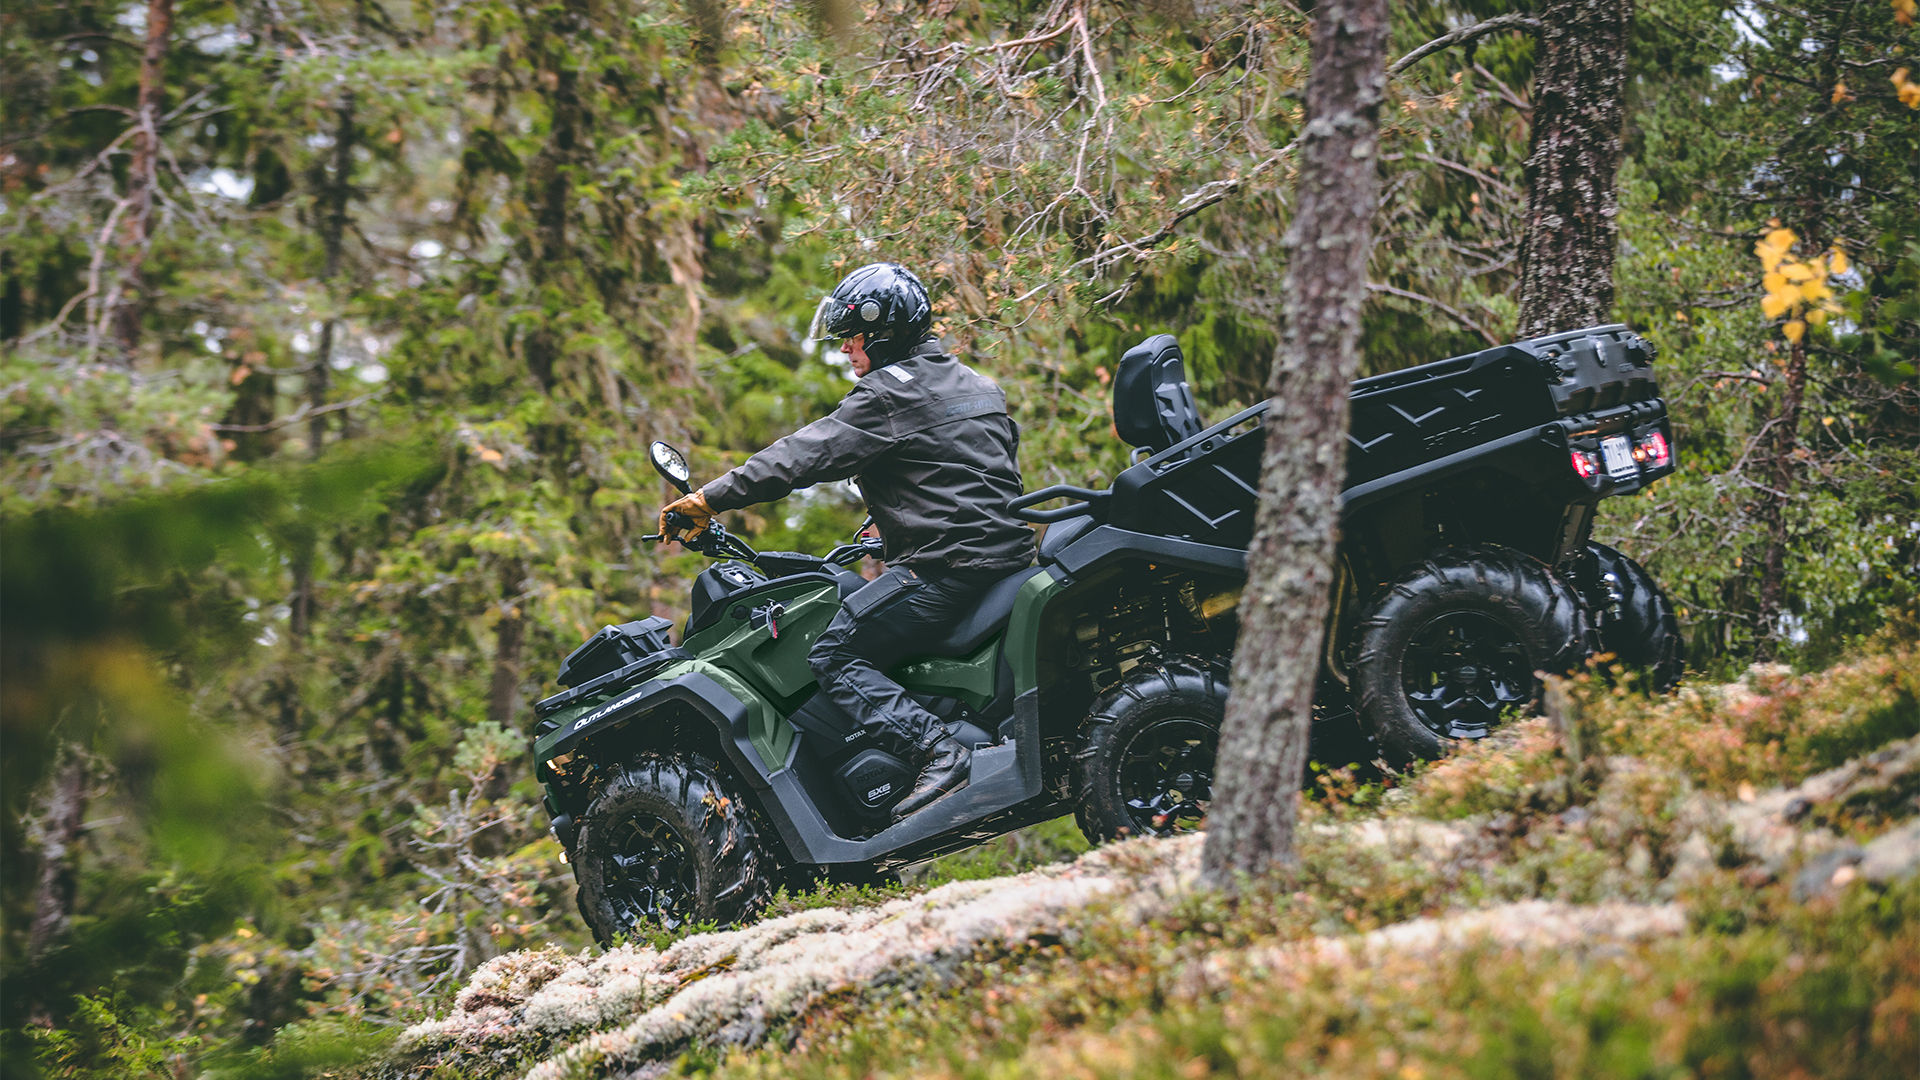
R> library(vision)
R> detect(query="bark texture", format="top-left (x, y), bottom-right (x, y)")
top-left (109, 0), bottom-right (175, 358)
top-left (1514, 0), bottom-right (1631, 339)
top-left (1201, 0), bottom-right (1387, 884)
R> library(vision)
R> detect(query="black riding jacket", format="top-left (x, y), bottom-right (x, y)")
top-left (701, 342), bottom-right (1034, 571)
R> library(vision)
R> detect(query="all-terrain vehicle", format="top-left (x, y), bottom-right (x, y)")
top-left (531, 324), bottom-right (1683, 943)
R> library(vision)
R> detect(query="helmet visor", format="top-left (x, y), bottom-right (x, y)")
top-left (808, 297), bottom-right (846, 344)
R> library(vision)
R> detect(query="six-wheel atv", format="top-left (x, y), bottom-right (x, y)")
top-left (530, 324), bottom-right (1684, 944)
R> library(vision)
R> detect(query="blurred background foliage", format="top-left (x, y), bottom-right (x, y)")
top-left (0, 0), bottom-right (1914, 1076)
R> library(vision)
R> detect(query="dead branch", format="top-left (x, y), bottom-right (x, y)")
top-left (1366, 281), bottom-right (1503, 345)
top-left (1389, 13), bottom-right (1544, 76)
top-left (210, 390), bottom-right (385, 434)
top-left (1383, 151), bottom-right (1522, 199)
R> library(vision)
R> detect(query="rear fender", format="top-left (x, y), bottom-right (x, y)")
top-left (1006, 528), bottom-right (1247, 695)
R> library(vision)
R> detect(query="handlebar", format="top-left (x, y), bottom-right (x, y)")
top-left (645, 517), bottom-right (880, 570)
top-left (643, 514), bottom-right (759, 562)
top-left (823, 537), bottom-right (884, 565)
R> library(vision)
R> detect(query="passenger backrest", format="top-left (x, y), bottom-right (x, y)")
top-left (1113, 334), bottom-right (1204, 453)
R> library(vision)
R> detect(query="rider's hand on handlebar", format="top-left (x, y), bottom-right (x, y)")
top-left (658, 489), bottom-right (715, 543)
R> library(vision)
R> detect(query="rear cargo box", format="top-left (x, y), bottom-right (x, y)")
top-left (1103, 325), bottom-right (1657, 547)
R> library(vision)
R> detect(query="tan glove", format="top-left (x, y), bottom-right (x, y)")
top-left (658, 489), bottom-right (715, 542)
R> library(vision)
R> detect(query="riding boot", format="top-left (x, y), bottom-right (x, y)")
top-left (891, 735), bottom-right (971, 822)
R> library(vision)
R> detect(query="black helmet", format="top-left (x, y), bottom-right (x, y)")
top-left (808, 262), bottom-right (933, 367)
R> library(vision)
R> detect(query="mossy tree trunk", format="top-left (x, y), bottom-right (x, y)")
top-left (1202, 0), bottom-right (1387, 885)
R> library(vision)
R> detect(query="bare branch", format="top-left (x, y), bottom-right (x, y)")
top-left (1389, 13), bottom-right (1544, 76)
top-left (1366, 282), bottom-right (1503, 345)
top-left (1013, 142), bottom-right (1298, 306)
top-left (209, 390), bottom-right (385, 434)
top-left (1382, 151), bottom-right (1521, 199)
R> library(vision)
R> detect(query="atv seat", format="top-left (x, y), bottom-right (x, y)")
top-left (1114, 334), bottom-right (1205, 454)
top-left (920, 566), bottom-right (1045, 656)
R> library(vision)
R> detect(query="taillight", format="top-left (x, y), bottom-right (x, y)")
top-left (1639, 430), bottom-right (1671, 466)
top-left (1570, 450), bottom-right (1599, 479)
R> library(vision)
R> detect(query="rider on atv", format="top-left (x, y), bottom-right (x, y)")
top-left (657, 263), bottom-right (1034, 820)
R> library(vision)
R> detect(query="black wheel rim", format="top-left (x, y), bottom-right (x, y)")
top-left (600, 814), bottom-right (700, 932)
top-left (1114, 716), bottom-right (1217, 836)
top-left (1401, 610), bottom-right (1533, 740)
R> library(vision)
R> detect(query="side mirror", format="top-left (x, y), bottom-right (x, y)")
top-left (649, 441), bottom-right (693, 494)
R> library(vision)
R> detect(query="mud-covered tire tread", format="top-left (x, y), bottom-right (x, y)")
top-left (572, 752), bottom-right (777, 947)
top-left (1352, 545), bottom-right (1591, 767)
top-left (1584, 542), bottom-right (1684, 694)
top-left (1073, 655), bottom-right (1230, 844)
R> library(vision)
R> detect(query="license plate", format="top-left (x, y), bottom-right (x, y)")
top-left (1601, 435), bottom-right (1637, 480)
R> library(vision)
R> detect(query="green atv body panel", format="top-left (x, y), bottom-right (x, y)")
top-left (1004, 568), bottom-right (1067, 694)
top-left (534, 574), bottom-right (1028, 777)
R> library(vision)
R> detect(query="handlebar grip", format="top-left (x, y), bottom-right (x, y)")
top-left (644, 510), bottom-right (700, 546)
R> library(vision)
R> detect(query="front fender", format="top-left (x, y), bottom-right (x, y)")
top-left (533, 664), bottom-right (780, 790)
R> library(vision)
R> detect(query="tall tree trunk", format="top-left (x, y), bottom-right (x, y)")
top-left (27, 751), bottom-right (90, 964)
top-left (522, 0), bottom-right (586, 392)
top-left (288, 87), bottom-right (357, 660)
top-left (1201, 0), bottom-right (1387, 884)
top-left (309, 88), bottom-right (356, 459)
top-left (1753, 340), bottom-right (1808, 655)
top-left (1514, 0), bottom-right (1631, 338)
top-left (109, 0), bottom-right (174, 360)
top-left (487, 561), bottom-right (527, 731)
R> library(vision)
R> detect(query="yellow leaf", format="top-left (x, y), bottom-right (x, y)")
top-left (1807, 309), bottom-right (1828, 326)
top-left (1763, 271), bottom-right (1790, 293)
top-left (1783, 319), bottom-right (1806, 344)
top-left (1799, 279), bottom-right (1833, 303)
top-left (1831, 80), bottom-right (1852, 104)
top-left (477, 446), bottom-right (504, 464)
top-left (1897, 0), bottom-right (1918, 27)
top-left (1761, 291), bottom-right (1794, 319)
top-left (1763, 226), bottom-right (1797, 253)
top-left (1896, 68), bottom-right (1920, 110)
top-left (1780, 262), bottom-right (1814, 283)
top-left (1830, 245), bottom-right (1849, 275)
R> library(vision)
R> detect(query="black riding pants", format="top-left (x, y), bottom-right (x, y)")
top-left (807, 565), bottom-right (1004, 756)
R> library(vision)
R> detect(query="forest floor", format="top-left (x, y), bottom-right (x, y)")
top-left (359, 635), bottom-right (1920, 1080)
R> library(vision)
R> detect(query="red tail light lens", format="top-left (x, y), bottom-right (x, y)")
top-left (1638, 430), bottom-right (1671, 466)
top-left (1570, 450), bottom-right (1599, 479)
